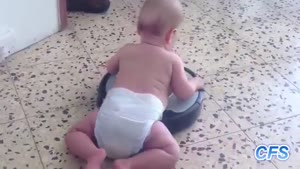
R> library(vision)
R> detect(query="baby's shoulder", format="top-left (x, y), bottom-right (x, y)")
top-left (163, 51), bottom-right (181, 64)
top-left (117, 43), bottom-right (140, 54)
top-left (113, 44), bottom-right (135, 59)
top-left (118, 43), bottom-right (134, 52)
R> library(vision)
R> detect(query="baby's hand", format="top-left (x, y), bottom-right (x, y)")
top-left (190, 77), bottom-right (205, 90)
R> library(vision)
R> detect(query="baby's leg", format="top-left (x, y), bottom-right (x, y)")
top-left (65, 111), bottom-right (106, 169)
top-left (113, 121), bottom-right (180, 169)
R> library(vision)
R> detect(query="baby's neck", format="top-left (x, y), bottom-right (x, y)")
top-left (140, 34), bottom-right (166, 49)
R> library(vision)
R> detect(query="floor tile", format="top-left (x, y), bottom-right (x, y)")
top-left (6, 28), bottom-right (86, 69)
top-left (269, 54), bottom-right (300, 89)
top-left (69, 0), bottom-right (136, 28)
top-left (10, 56), bottom-right (103, 117)
top-left (174, 28), bottom-right (264, 77)
top-left (0, 62), bottom-right (7, 75)
top-left (245, 115), bottom-right (300, 169)
top-left (192, 0), bottom-right (300, 61)
top-left (70, 7), bottom-right (139, 59)
top-left (0, 119), bottom-right (43, 169)
top-left (177, 131), bottom-right (276, 169)
top-left (205, 64), bottom-right (300, 129)
top-left (264, 0), bottom-right (300, 9)
top-left (264, 0), bottom-right (300, 24)
top-left (90, 48), bottom-right (117, 68)
top-left (175, 93), bottom-right (240, 146)
top-left (69, 0), bottom-right (139, 57)
top-left (179, 3), bottom-right (220, 34)
top-left (117, 0), bottom-right (143, 26)
top-left (27, 105), bottom-right (95, 169)
top-left (192, 0), bottom-right (280, 27)
top-left (0, 74), bottom-right (24, 123)
top-left (77, 23), bottom-right (139, 59)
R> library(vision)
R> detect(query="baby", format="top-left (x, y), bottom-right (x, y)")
top-left (65, 0), bottom-right (204, 169)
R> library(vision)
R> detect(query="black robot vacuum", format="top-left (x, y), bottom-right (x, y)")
top-left (67, 0), bottom-right (110, 13)
top-left (96, 68), bottom-right (205, 134)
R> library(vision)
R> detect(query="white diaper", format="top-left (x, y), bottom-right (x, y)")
top-left (94, 88), bottom-right (164, 159)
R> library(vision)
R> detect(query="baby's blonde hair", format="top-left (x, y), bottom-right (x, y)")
top-left (137, 0), bottom-right (183, 36)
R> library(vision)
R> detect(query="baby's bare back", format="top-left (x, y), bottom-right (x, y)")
top-left (113, 44), bottom-right (173, 107)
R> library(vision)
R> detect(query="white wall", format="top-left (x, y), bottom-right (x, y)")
top-left (0, 0), bottom-right (60, 58)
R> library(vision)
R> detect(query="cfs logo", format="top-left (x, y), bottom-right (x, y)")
top-left (255, 145), bottom-right (290, 161)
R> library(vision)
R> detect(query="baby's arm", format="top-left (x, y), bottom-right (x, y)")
top-left (170, 55), bottom-right (204, 101)
top-left (106, 53), bottom-right (120, 74)
top-left (106, 47), bottom-right (125, 74)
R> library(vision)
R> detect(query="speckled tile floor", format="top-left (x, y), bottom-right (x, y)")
top-left (1, 0), bottom-right (300, 168)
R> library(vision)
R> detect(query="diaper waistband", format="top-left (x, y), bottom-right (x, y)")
top-left (108, 88), bottom-right (164, 110)
top-left (102, 87), bottom-right (164, 121)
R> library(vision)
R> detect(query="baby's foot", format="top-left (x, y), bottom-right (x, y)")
top-left (113, 159), bottom-right (130, 169)
top-left (86, 149), bottom-right (106, 169)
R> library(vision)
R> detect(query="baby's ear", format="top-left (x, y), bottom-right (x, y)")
top-left (165, 29), bottom-right (174, 44)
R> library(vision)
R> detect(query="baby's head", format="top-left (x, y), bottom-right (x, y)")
top-left (137, 0), bottom-right (183, 48)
